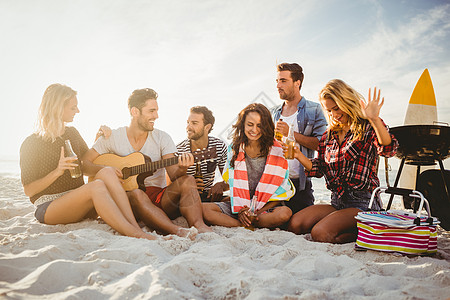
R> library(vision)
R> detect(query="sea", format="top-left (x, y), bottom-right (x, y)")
top-left (0, 158), bottom-right (20, 178)
top-left (0, 157), bottom-right (402, 205)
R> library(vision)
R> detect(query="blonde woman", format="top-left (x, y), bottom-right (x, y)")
top-left (20, 83), bottom-right (157, 240)
top-left (285, 79), bottom-right (398, 244)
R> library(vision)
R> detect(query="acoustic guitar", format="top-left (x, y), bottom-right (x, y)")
top-left (88, 147), bottom-right (217, 191)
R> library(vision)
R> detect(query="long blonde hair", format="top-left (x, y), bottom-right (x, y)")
top-left (319, 79), bottom-right (368, 141)
top-left (36, 83), bottom-right (77, 142)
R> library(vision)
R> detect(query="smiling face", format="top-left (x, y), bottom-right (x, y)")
top-left (320, 97), bottom-right (349, 126)
top-left (244, 111), bottom-right (262, 142)
top-left (276, 70), bottom-right (300, 101)
top-left (135, 98), bottom-right (159, 131)
top-left (186, 112), bottom-right (210, 141)
top-left (62, 96), bottom-right (79, 123)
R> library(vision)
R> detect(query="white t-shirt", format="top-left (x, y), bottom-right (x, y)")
top-left (281, 112), bottom-right (301, 179)
top-left (93, 126), bottom-right (178, 188)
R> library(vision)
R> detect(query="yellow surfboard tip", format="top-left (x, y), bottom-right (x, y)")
top-left (409, 68), bottom-right (437, 106)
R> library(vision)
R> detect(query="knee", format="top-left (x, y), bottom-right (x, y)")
top-left (95, 166), bottom-right (116, 179)
top-left (310, 223), bottom-right (334, 243)
top-left (287, 214), bottom-right (309, 235)
top-left (277, 206), bottom-right (292, 223)
top-left (90, 179), bottom-right (107, 192)
top-left (176, 175), bottom-right (196, 189)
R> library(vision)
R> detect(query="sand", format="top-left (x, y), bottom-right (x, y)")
top-left (0, 175), bottom-right (449, 299)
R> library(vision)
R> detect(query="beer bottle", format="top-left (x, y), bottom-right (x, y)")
top-left (194, 162), bottom-right (203, 192)
top-left (275, 118), bottom-right (283, 141)
top-left (284, 124), bottom-right (295, 159)
top-left (64, 140), bottom-right (83, 178)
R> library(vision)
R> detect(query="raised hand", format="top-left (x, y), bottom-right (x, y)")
top-left (56, 146), bottom-right (78, 177)
top-left (360, 87), bottom-right (384, 121)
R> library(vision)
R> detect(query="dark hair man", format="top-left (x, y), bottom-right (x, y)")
top-left (271, 63), bottom-right (327, 217)
top-left (177, 106), bottom-right (228, 202)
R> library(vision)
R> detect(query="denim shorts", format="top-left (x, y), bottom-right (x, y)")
top-left (216, 201), bottom-right (238, 219)
top-left (34, 191), bottom-right (70, 224)
top-left (216, 201), bottom-right (276, 217)
top-left (331, 190), bottom-right (381, 211)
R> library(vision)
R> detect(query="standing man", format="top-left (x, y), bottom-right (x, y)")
top-left (271, 63), bottom-right (327, 216)
top-left (177, 106), bottom-right (228, 202)
top-left (82, 88), bottom-right (212, 236)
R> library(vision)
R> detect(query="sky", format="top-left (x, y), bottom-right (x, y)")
top-left (1, 0), bottom-right (449, 162)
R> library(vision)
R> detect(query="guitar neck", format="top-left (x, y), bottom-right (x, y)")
top-left (129, 156), bottom-right (179, 176)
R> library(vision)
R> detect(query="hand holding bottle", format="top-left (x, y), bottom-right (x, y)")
top-left (57, 145), bottom-right (81, 178)
top-left (275, 118), bottom-right (284, 141)
top-left (275, 119), bottom-right (289, 138)
top-left (64, 140), bottom-right (83, 178)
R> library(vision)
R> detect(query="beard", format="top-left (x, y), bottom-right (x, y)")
top-left (278, 89), bottom-right (292, 100)
top-left (137, 118), bottom-right (154, 132)
top-left (188, 130), bottom-right (205, 141)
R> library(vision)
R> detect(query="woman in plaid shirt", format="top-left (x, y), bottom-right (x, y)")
top-left (285, 79), bottom-right (398, 244)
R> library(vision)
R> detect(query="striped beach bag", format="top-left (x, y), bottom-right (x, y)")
top-left (355, 187), bottom-right (440, 255)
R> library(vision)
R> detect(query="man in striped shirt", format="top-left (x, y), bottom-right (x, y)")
top-left (177, 106), bottom-right (228, 202)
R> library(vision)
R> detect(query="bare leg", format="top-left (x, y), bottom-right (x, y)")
top-left (44, 180), bottom-right (157, 240)
top-left (311, 208), bottom-right (361, 244)
top-left (160, 175), bottom-right (212, 233)
top-left (202, 203), bottom-right (241, 227)
top-left (255, 206), bottom-right (292, 228)
top-left (128, 189), bottom-right (197, 240)
top-left (95, 167), bottom-right (140, 229)
top-left (287, 204), bottom-right (336, 234)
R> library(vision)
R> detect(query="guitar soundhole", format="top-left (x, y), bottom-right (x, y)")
top-left (122, 167), bottom-right (131, 180)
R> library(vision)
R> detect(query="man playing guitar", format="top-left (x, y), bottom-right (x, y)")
top-left (82, 88), bottom-right (212, 238)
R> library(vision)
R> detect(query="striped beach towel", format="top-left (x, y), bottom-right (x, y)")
top-left (222, 141), bottom-right (295, 214)
top-left (355, 211), bottom-right (438, 255)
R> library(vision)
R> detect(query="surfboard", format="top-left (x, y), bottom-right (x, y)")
top-left (399, 69), bottom-right (438, 190)
top-left (404, 69), bottom-right (437, 125)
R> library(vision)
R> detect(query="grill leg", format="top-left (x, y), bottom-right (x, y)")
top-left (412, 164), bottom-right (421, 213)
top-left (387, 158), bottom-right (405, 210)
top-left (438, 159), bottom-right (450, 202)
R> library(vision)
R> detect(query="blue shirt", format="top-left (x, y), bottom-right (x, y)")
top-left (271, 97), bottom-right (327, 190)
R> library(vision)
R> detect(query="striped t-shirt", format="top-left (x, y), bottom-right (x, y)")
top-left (177, 136), bottom-right (228, 193)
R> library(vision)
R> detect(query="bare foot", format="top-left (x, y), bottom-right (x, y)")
top-left (140, 232), bottom-right (158, 240)
top-left (176, 227), bottom-right (198, 241)
top-left (196, 224), bottom-right (213, 233)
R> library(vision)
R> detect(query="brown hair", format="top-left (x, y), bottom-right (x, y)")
top-left (128, 88), bottom-right (158, 111)
top-left (277, 63), bottom-right (304, 90)
top-left (190, 106), bottom-right (215, 133)
top-left (230, 103), bottom-right (274, 168)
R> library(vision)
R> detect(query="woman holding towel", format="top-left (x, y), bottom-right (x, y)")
top-left (202, 103), bottom-right (294, 229)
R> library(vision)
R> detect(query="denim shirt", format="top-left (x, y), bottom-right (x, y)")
top-left (270, 97), bottom-right (327, 190)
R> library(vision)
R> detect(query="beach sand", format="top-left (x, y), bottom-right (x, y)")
top-left (0, 175), bottom-right (449, 299)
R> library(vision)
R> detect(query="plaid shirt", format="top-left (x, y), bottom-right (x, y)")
top-left (306, 120), bottom-right (398, 199)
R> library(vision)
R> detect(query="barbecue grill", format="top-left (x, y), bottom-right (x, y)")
top-left (386, 124), bottom-right (450, 210)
